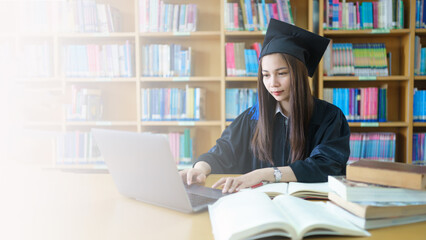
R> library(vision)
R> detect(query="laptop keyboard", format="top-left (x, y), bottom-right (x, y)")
top-left (187, 193), bottom-right (218, 207)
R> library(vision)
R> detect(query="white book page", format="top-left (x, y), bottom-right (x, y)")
top-left (287, 182), bottom-right (330, 197)
top-left (208, 191), bottom-right (296, 240)
top-left (273, 195), bottom-right (370, 238)
top-left (241, 182), bottom-right (289, 195)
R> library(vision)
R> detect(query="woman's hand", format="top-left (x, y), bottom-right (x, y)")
top-left (179, 168), bottom-right (207, 185)
top-left (178, 161), bottom-right (211, 185)
top-left (212, 169), bottom-right (270, 193)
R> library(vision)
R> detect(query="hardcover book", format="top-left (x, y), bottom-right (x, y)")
top-left (327, 201), bottom-right (426, 230)
top-left (328, 191), bottom-right (426, 219)
top-left (347, 160), bottom-right (426, 190)
top-left (328, 175), bottom-right (426, 202)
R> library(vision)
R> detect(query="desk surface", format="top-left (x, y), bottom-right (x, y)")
top-left (0, 165), bottom-right (424, 240)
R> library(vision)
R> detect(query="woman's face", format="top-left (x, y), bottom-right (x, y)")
top-left (261, 53), bottom-right (291, 103)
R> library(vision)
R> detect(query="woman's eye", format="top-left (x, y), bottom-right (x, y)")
top-left (278, 72), bottom-right (287, 76)
top-left (263, 74), bottom-right (270, 78)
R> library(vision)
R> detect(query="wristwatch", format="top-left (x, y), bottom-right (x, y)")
top-left (273, 167), bottom-right (282, 183)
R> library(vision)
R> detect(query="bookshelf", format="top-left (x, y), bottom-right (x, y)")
top-left (5, 0), bottom-right (315, 168)
top-left (12, 0), bottom-right (424, 167)
top-left (317, 0), bottom-right (417, 163)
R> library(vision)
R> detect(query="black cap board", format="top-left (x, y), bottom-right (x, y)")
top-left (260, 19), bottom-right (330, 77)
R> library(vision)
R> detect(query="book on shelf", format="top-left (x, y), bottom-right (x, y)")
top-left (142, 44), bottom-right (191, 77)
top-left (416, 0), bottom-right (426, 28)
top-left (141, 87), bottom-right (206, 121)
top-left (329, 191), bottom-right (426, 219)
top-left (225, 42), bottom-right (260, 76)
top-left (66, 86), bottom-right (103, 121)
top-left (323, 41), bottom-right (389, 77)
top-left (208, 191), bottom-right (370, 240)
top-left (63, 42), bottom-right (134, 78)
top-left (326, 201), bottom-right (426, 230)
top-left (413, 89), bottom-right (426, 121)
top-left (328, 175), bottom-right (426, 202)
top-left (346, 160), bottom-right (426, 190)
top-left (139, 1), bottom-right (197, 32)
top-left (225, 88), bottom-right (258, 121)
top-left (55, 0), bottom-right (122, 33)
top-left (241, 181), bottom-right (329, 199)
top-left (157, 128), bottom-right (195, 165)
top-left (349, 132), bottom-right (396, 163)
top-left (224, 0), bottom-right (294, 31)
top-left (323, 87), bottom-right (387, 122)
top-left (56, 131), bottom-right (104, 165)
top-left (324, 0), bottom-right (404, 30)
top-left (413, 133), bottom-right (426, 163)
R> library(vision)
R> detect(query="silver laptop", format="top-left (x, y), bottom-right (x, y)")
top-left (92, 128), bottom-right (226, 213)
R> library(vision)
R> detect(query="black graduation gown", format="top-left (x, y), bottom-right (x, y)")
top-left (195, 98), bottom-right (350, 182)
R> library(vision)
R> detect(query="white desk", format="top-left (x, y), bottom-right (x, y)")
top-left (0, 166), bottom-right (424, 240)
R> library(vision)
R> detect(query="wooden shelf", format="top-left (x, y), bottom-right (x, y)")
top-left (348, 122), bottom-right (408, 128)
top-left (140, 76), bottom-right (221, 82)
top-left (225, 76), bottom-right (257, 82)
top-left (139, 31), bottom-right (221, 38)
top-left (323, 76), bottom-right (409, 81)
top-left (64, 77), bottom-right (137, 83)
top-left (415, 28), bottom-right (426, 35)
top-left (225, 31), bottom-right (266, 37)
top-left (414, 122), bottom-right (426, 127)
top-left (24, 122), bottom-right (63, 127)
top-left (140, 121), bottom-right (221, 127)
top-left (414, 76), bottom-right (426, 81)
top-left (16, 77), bottom-right (59, 83)
top-left (66, 121), bottom-right (138, 126)
top-left (57, 32), bottom-right (137, 38)
top-left (323, 29), bottom-right (410, 37)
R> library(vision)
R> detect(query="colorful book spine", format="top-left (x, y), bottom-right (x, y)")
top-left (139, 1), bottom-right (197, 32)
top-left (141, 87), bottom-right (205, 121)
top-left (413, 89), bottom-right (426, 122)
top-left (324, 0), bottom-right (404, 30)
top-left (413, 133), bottom-right (426, 164)
top-left (224, 0), bottom-right (294, 31)
top-left (325, 87), bottom-right (387, 122)
top-left (225, 88), bottom-right (258, 121)
top-left (56, 132), bottom-right (104, 165)
top-left (349, 132), bottom-right (396, 164)
top-left (63, 42), bottom-right (134, 78)
top-left (225, 42), bottom-right (261, 76)
top-left (142, 44), bottom-right (191, 77)
top-left (326, 42), bottom-right (388, 77)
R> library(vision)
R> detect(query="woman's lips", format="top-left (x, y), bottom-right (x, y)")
top-left (272, 91), bottom-right (283, 96)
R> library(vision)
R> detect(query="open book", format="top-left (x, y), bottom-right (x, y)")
top-left (242, 182), bottom-right (329, 199)
top-left (208, 191), bottom-right (370, 240)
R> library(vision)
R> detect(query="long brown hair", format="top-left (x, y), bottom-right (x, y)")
top-left (251, 53), bottom-right (314, 164)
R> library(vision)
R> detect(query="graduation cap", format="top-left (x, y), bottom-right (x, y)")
top-left (260, 19), bottom-right (330, 77)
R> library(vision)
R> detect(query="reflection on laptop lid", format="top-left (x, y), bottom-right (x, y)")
top-left (92, 128), bottom-right (225, 213)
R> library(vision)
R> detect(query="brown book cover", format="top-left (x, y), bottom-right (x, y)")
top-left (346, 160), bottom-right (426, 190)
top-left (328, 192), bottom-right (426, 219)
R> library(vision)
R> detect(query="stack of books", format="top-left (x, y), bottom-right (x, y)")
top-left (327, 160), bottom-right (426, 229)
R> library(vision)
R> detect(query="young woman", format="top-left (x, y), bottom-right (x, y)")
top-left (179, 19), bottom-right (350, 193)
